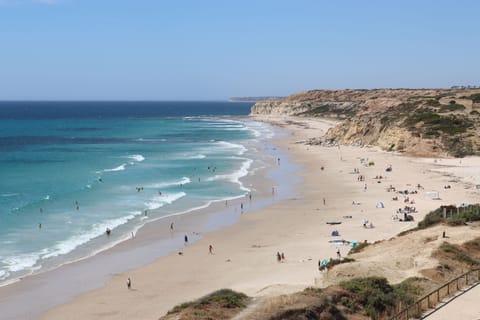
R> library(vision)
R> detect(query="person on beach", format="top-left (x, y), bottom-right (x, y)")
top-left (209, 244), bottom-right (213, 254)
top-left (240, 202), bottom-right (244, 213)
top-left (336, 248), bottom-right (341, 259)
top-left (363, 219), bottom-right (368, 228)
top-left (277, 252), bottom-right (281, 262)
top-left (281, 252), bottom-right (285, 261)
top-left (127, 277), bottom-right (131, 289)
top-left (170, 222), bottom-right (174, 232)
top-left (323, 198), bottom-right (326, 205)
top-left (184, 234), bottom-right (188, 245)
top-left (106, 227), bottom-right (111, 236)
top-left (364, 183), bottom-right (367, 191)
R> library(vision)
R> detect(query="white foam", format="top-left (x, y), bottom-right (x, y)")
top-left (127, 154), bottom-right (145, 162)
top-left (2, 253), bottom-right (39, 273)
top-left (135, 138), bottom-right (166, 142)
top-left (1, 193), bottom-right (19, 197)
top-left (188, 154), bottom-right (206, 159)
top-left (0, 270), bottom-right (8, 280)
top-left (145, 192), bottom-right (186, 210)
top-left (147, 177), bottom-right (191, 189)
top-left (41, 211), bottom-right (143, 260)
top-left (103, 164), bottom-right (127, 172)
top-left (213, 141), bottom-right (247, 155)
top-left (44, 195), bottom-right (50, 200)
top-left (205, 158), bottom-right (253, 191)
top-left (244, 120), bottom-right (274, 139)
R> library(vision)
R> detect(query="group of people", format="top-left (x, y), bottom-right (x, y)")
top-left (276, 251), bottom-right (286, 262)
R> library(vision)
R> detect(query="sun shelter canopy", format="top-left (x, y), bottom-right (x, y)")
top-left (376, 201), bottom-right (384, 208)
top-left (426, 191), bottom-right (440, 200)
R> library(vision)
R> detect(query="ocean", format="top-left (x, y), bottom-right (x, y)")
top-left (0, 101), bottom-right (278, 284)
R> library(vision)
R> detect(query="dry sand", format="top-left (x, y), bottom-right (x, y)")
top-left (32, 115), bottom-right (480, 319)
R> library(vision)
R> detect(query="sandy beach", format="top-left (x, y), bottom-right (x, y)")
top-left (4, 115), bottom-right (480, 320)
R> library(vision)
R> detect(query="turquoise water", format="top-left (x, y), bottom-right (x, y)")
top-left (0, 101), bottom-right (274, 283)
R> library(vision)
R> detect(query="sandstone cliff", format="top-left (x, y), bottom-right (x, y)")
top-left (251, 89), bottom-right (480, 157)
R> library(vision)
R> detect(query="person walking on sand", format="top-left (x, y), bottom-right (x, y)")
top-left (281, 252), bottom-right (285, 261)
top-left (184, 234), bottom-right (188, 245)
top-left (170, 222), bottom-right (174, 232)
top-left (336, 248), bottom-right (341, 259)
top-left (127, 277), bottom-right (131, 289)
top-left (277, 252), bottom-right (281, 262)
top-left (209, 244), bottom-right (213, 254)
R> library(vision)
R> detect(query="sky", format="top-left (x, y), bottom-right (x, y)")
top-left (0, 0), bottom-right (478, 100)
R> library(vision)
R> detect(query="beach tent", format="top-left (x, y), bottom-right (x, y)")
top-left (376, 201), bottom-right (384, 208)
top-left (426, 191), bottom-right (440, 200)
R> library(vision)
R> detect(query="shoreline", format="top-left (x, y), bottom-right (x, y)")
top-left (0, 118), bottom-right (297, 320)
top-left (4, 115), bottom-right (480, 319)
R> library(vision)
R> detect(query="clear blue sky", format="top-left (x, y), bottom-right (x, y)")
top-left (0, 0), bottom-right (478, 100)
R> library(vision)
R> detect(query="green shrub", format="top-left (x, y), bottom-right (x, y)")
top-left (440, 243), bottom-right (480, 266)
top-left (418, 208), bottom-right (444, 229)
top-left (468, 93), bottom-right (480, 103)
top-left (439, 103), bottom-right (466, 113)
top-left (167, 289), bottom-right (249, 314)
top-left (349, 241), bottom-right (370, 254)
top-left (425, 99), bottom-right (440, 106)
top-left (340, 277), bottom-right (422, 319)
top-left (199, 289), bottom-right (248, 308)
top-left (447, 216), bottom-right (466, 226)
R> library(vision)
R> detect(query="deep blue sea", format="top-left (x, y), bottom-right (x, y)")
top-left (0, 101), bottom-right (275, 283)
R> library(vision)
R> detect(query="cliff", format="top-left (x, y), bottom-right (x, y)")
top-left (251, 89), bottom-right (480, 157)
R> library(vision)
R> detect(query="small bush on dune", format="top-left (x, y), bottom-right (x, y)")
top-left (340, 277), bottom-right (422, 319)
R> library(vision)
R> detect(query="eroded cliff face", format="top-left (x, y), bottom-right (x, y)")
top-left (251, 89), bottom-right (480, 157)
top-left (250, 101), bottom-right (313, 116)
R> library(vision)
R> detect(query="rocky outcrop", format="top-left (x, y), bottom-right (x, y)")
top-left (251, 89), bottom-right (480, 157)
